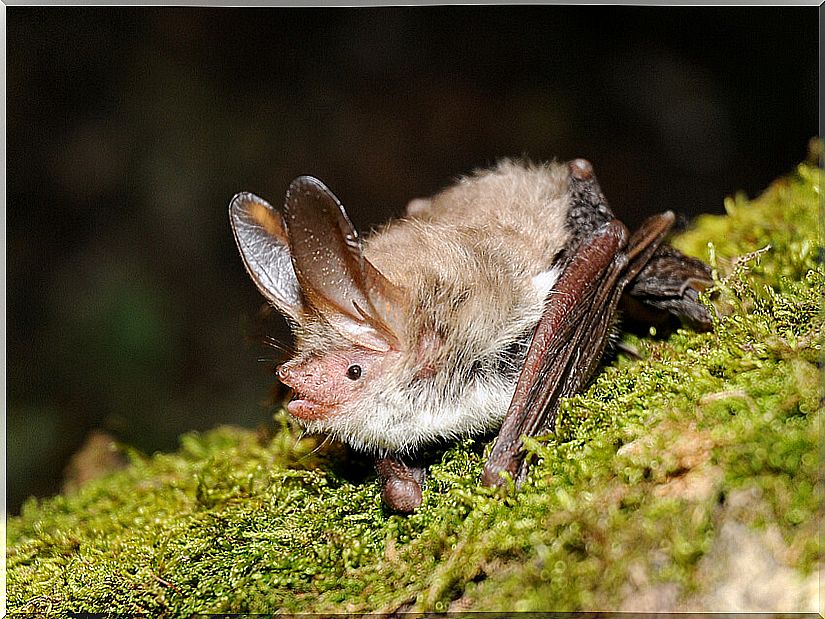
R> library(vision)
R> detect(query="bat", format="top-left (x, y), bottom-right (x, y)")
top-left (229, 158), bottom-right (713, 513)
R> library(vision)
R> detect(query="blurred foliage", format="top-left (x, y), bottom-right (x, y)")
top-left (6, 7), bottom-right (818, 513)
top-left (7, 156), bottom-right (822, 614)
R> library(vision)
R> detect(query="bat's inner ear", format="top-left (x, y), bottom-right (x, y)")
top-left (283, 176), bottom-right (409, 350)
top-left (322, 312), bottom-right (398, 353)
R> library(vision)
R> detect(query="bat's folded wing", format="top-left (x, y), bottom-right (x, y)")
top-left (482, 212), bottom-right (677, 487)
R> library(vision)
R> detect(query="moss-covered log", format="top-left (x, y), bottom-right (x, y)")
top-left (7, 154), bottom-right (822, 616)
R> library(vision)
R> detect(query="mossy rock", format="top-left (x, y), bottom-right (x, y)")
top-left (8, 152), bottom-right (823, 616)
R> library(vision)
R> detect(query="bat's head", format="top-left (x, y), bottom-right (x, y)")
top-left (276, 344), bottom-right (401, 422)
top-left (230, 176), bottom-right (434, 451)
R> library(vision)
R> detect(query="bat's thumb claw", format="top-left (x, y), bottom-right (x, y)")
top-left (569, 158), bottom-right (594, 180)
top-left (480, 468), bottom-right (502, 488)
top-left (480, 463), bottom-right (515, 489)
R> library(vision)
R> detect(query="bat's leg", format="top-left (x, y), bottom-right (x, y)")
top-left (482, 211), bottom-right (676, 488)
top-left (623, 245), bottom-right (714, 332)
top-left (375, 455), bottom-right (427, 513)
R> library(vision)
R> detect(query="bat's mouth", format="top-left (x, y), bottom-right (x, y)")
top-left (286, 393), bottom-right (334, 421)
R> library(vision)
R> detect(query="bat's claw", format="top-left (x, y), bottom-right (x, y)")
top-left (375, 455), bottom-right (426, 513)
top-left (481, 455), bottom-right (518, 488)
top-left (569, 158), bottom-right (594, 180)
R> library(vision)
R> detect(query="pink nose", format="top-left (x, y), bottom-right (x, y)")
top-left (276, 364), bottom-right (291, 384)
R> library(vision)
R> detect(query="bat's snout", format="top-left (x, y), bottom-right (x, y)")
top-left (276, 361), bottom-right (332, 421)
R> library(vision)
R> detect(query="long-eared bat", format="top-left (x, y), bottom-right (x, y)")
top-left (229, 158), bottom-right (712, 513)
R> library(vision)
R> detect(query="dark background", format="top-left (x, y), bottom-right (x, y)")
top-left (7, 7), bottom-right (818, 514)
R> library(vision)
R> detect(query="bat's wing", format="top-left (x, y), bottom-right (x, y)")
top-left (482, 211), bottom-right (676, 487)
top-left (623, 245), bottom-right (714, 332)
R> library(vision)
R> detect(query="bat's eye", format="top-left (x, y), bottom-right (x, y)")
top-left (346, 364), bottom-right (362, 380)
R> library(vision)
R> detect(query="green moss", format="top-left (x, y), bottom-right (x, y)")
top-left (8, 156), bottom-right (822, 615)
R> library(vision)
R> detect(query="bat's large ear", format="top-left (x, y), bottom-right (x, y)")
top-left (229, 192), bottom-right (306, 324)
top-left (283, 176), bottom-right (408, 352)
